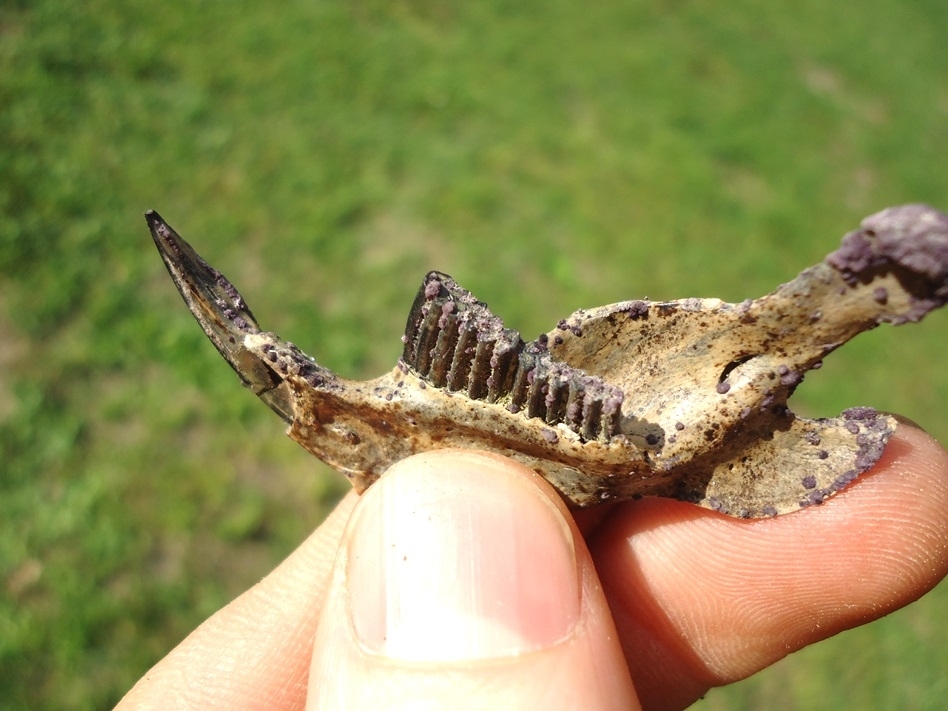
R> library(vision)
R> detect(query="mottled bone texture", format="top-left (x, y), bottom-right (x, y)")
top-left (147, 205), bottom-right (948, 517)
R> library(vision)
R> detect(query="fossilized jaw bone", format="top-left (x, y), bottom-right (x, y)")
top-left (146, 205), bottom-right (948, 517)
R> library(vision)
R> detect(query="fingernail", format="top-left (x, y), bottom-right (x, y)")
top-left (346, 452), bottom-right (580, 662)
top-left (888, 412), bottom-right (927, 433)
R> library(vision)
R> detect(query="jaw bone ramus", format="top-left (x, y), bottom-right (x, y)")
top-left (147, 204), bottom-right (948, 517)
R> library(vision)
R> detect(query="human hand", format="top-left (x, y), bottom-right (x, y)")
top-left (116, 424), bottom-right (948, 710)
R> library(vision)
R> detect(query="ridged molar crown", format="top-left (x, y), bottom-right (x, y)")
top-left (402, 271), bottom-right (625, 443)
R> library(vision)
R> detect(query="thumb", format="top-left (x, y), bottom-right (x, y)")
top-left (307, 450), bottom-right (638, 711)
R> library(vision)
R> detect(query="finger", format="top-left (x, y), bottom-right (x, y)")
top-left (115, 490), bottom-right (359, 711)
top-left (307, 450), bottom-right (639, 711)
top-left (589, 425), bottom-right (948, 711)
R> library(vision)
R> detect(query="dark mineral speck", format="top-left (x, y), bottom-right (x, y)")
top-left (853, 434), bottom-right (888, 472)
top-left (780, 370), bottom-right (801, 386)
top-left (802, 475), bottom-right (817, 489)
top-left (843, 406), bottom-right (878, 421)
top-left (828, 205), bottom-right (948, 321)
top-left (438, 301), bottom-right (456, 328)
top-left (761, 505), bottom-right (778, 517)
top-left (625, 301), bottom-right (650, 320)
top-left (716, 381), bottom-right (731, 394)
top-left (818, 450), bottom-right (829, 460)
top-left (873, 286), bottom-right (888, 305)
top-left (541, 428), bottom-right (558, 443)
top-left (675, 421), bottom-right (685, 431)
top-left (833, 469), bottom-right (860, 489)
top-left (827, 232), bottom-right (881, 285)
top-left (602, 394), bottom-right (623, 414)
top-left (804, 431), bottom-right (821, 446)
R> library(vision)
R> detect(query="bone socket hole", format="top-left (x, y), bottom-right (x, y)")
top-left (719, 354), bottom-right (759, 384)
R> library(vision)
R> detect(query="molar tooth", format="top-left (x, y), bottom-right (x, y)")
top-left (447, 319), bottom-right (476, 391)
top-left (409, 302), bottom-right (441, 375)
top-left (468, 338), bottom-right (494, 400)
top-left (543, 367), bottom-right (570, 424)
top-left (581, 389), bottom-right (603, 441)
top-left (428, 311), bottom-right (458, 387)
top-left (508, 349), bottom-right (536, 414)
top-left (565, 379), bottom-right (586, 429)
top-left (600, 391), bottom-right (624, 439)
top-left (485, 330), bottom-right (520, 402)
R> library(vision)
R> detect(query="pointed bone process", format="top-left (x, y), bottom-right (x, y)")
top-left (147, 205), bottom-right (948, 517)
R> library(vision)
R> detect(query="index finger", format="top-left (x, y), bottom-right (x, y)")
top-left (589, 424), bottom-right (948, 711)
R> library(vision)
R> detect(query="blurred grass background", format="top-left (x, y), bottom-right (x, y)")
top-left (2, 0), bottom-right (947, 708)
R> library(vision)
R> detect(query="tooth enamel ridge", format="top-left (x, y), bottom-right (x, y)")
top-left (402, 271), bottom-right (624, 443)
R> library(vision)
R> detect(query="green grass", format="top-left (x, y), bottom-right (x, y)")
top-left (2, 0), bottom-right (947, 708)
